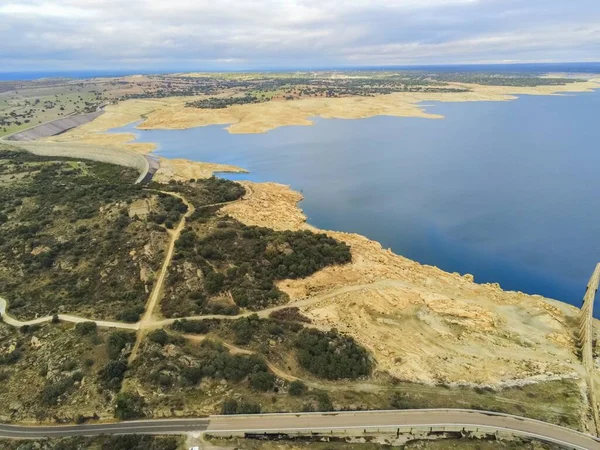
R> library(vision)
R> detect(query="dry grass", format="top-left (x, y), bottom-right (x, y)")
top-left (47, 79), bottom-right (600, 140)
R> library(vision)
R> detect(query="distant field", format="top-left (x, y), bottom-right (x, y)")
top-left (0, 71), bottom-right (580, 137)
top-left (0, 85), bottom-right (101, 137)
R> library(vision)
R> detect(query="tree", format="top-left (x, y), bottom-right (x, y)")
top-left (107, 331), bottom-right (135, 360)
top-left (221, 398), bottom-right (238, 415)
top-left (114, 392), bottom-right (145, 420)
top-left (294, 328), bottom-right (372, 380)
top-left (148, 329), bottom-right (168, 345)
top-left (99, 360), bottom-right (128, 390)
top-left (75, 321), bottom-right (97, 336)
top-left (288, 380), bottom-right (307, 396)
top-left (250, 372), bottom-right (275, 392)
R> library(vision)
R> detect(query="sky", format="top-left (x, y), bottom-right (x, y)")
top-left (0, 0), bottom-right (599, 72)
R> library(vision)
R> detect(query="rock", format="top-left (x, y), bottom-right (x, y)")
top-left (30, 336), bottom-right (42, 349)
top-left (9, 402), bottom-right (22, 411)
top-left (30, 246), bottom-right (51, 256)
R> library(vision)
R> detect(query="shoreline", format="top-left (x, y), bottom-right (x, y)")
top-left (42, 78), bottom-right (600, 152)
top-left (46, 77), bottom-right (600, 306)
top-left (26, 78), bottom-right (600, 385)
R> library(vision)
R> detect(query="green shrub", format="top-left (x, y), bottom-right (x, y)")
top-left (221, 398), bottom-right (261, 415)
top-left (315, 391), bottom-right (333, 411)
top-left (75, 321), bottom-right (97, 336)
top-left (171, 319), bottom-right (216, 334)
top-left (148, 329), bottom-right (169, 345)
top-left (164, 216), bottom-right (351, 315)
top-left (107, 331), bottom-right (136, 360)
top-left (99, 360), bottom-right (128, 390)
top-left (114, 392), bottom-right (145, 420)
top-left (250, 372), bottom-right (276, 392)
top-left (116, 306), bottom-right (145, 323)
top-left (40, 377), bottom-right (76, 405)
top-left (294, 328), bottom-right (372, 380)
top-left (181, 366), bottom-right (203, 385)
top-left (0, 348), bottom-right (22, 365)
top-left (288, 380), bottom-right (307, 396)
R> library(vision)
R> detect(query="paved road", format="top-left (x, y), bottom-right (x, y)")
top-left (208, 410), bottom-right (600, 449)
top-left (1, 410), bottom-right (599, 449)
top-left (0, 419), bottom-right (209, 438)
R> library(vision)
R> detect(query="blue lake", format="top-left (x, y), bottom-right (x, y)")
top-left (113, 89), bottom-right (600, 315)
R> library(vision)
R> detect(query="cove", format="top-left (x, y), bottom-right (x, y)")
top-left (112, 90), bottom-right (600, 316)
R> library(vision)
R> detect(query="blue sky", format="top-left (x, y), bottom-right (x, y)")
top-left (0, 0), bottom-right (598, 71)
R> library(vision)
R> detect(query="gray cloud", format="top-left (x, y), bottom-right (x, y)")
top-left (1, 0), bottom-right (598, 71)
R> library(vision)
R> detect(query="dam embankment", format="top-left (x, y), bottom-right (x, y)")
top-left (6, 109), bottom-right (104, 141)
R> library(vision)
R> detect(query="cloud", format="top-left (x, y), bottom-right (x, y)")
top-left (0, 0), bottom-right (598, 71)
top-left (0, 2), bottom-right (92, 18)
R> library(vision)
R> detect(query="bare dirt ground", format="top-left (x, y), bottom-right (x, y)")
top-left (221, 181), bottom-right (588, 387)
top-left (151, 157), bottom-right (247, 183)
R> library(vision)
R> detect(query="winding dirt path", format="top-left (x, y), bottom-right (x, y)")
top-left (0, 279), bottom-right (405, 331)
top-left (129, 191), bottom-right (195, 361)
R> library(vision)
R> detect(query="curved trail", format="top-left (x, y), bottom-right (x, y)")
top-left (1, 278), bottom-right (403, 331)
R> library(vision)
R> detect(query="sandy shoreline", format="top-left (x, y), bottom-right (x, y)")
top-left (45, 78), bottom-right (600, 149)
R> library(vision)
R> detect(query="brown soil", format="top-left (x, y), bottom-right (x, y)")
top-left (221, 182), bottom-right (586, 386)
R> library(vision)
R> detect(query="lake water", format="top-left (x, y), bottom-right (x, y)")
top-left (113, 89), bottom-right (600, 315)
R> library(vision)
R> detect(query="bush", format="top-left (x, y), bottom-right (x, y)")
top-left (165, 217), bottom-right (351, 314)
top-left (294, 328), bottom-right (372, 380)
top-left (0, 152), bottom-right (151, 322)
top-left (221, 398), bottom-right (261, 415)
top-left (171, 319), bottom-right (215, 334)
top-left (107, 331), bottom-right (136, 359)
top-left (288, 380), bottom-right (307, 396)
top-left (0, 348), bottom-right (22, 365)
top-left (99, 360), bottom-right (128, 390)
top-left (75, 321), bottom-right (97, 336)
top-left (270, 307), bottom-right (312, 323)
top-left (389, 392), bottom-right (416, 410)
top-left (315, 391), bottom-right (333, 411)
top-left (145, 339), bottom-right (273, 390)
top-left (116, 306), bottom-right (145, 323)
top-left (114, 392), bottom-right (145, 420)
top-left (40, 377), bottom-right (75, 405)
top-left (181, 366), bottom-right (203, 385)
top-left (221, 398), bottom-right (239, 415)
top-left (148, 329), bottom-right (169, 345)
top-left (250, 372), bottom-right (276, 392)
